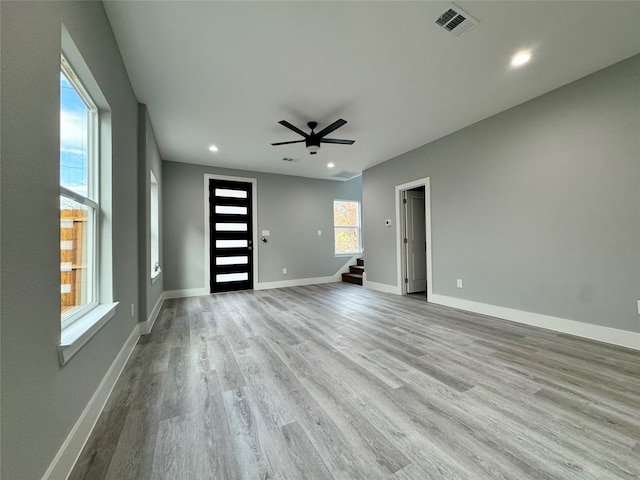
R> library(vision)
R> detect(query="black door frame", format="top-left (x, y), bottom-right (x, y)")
top-left (204, 174), bottom-right (258, 293)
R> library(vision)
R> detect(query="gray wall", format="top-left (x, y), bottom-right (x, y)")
top-left (363, 55), bottom-right (640, 333)
top-left (138, 105), bottom-right (164, 320)
top-left (163, 161), bottom-right (362, 291)
top-left (0, 2), bottom-right (140, 479)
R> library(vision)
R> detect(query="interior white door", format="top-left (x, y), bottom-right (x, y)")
top-left (406, 189), bottom-right (426, 293)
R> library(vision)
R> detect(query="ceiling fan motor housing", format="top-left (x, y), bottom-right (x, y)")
top-left (306, 138), bottom-right (321, 153)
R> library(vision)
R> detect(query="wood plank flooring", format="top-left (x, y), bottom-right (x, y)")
top-left (70, 283), bottom-right (640, 480)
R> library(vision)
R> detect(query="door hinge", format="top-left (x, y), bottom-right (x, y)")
top-left (404, 278), bottom-right (409, 283)
top-left (403, 198), bottom-right (407, 204)
top-left (404, 238), bottom-right (408, 244)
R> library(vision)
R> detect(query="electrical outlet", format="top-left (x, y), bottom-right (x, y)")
top-left (456, 279), bottom-right (463, 288)
top-left (130, 303), bottom-right (135, 318)
top-left (283, 268), bottom-right (287, 275)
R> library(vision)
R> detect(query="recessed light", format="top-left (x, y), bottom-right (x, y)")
top-left (208, 144), bottom-right (218, 152)
top-left (511, 51), bottom-right (532, 67)
top-left (327, 162), bottom-right (335, 169)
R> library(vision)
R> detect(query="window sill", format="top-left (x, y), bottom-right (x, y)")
top-left (59, 302), bottom-right (119, 366)
top-left (151, 271), bottom-right (161, 285)
top-left (335, 252), bottom-right (362, 257)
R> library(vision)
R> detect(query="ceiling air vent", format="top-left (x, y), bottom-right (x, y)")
top-left (282, 157), bottom-right (298, 162)
top-left (331, 170), bottom-right (361, 181)
top-left (435, 4), bottom-right (478, 36)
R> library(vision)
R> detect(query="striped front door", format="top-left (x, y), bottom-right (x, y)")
top-left (209, 179), bottom-right (254, 293)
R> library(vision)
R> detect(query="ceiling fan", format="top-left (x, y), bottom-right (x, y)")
top-left (271, 119), bottom-right (355, 155)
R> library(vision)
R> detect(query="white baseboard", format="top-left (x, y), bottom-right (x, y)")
top-left (256, 275), bottom-right (339, 290)
top-left (256, 255), bottom-right (358, 290)
top-left (161, 279), bottom-right (638, 349)
top-left (42, 325), bottom-right (140, 480)
top-left (163, 287), bottom-right (208, 299)
top-left (363, 278), bottom-right (402, 295)
top-left (139, 293), bottom-right (165, 335)
top-left (429, 294), bottom-right (640, 351)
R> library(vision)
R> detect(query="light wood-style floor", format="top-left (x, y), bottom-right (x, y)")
top-left (70, 283), bottom-right (640, 480)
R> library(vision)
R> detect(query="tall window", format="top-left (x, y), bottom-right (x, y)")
top-left (150, 171), bottom-right (160, 280)
top-left (334, 200), bottom-right (362, 255)
top-left (60, 55), bottom-right (99, 326)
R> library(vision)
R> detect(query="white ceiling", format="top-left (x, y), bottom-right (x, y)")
top-left (103, 1), bottom-right (640, 181)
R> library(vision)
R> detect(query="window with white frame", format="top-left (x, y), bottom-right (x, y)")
top-left (150, 171), bottom-right (160, 279)
top-left (60, 54), bottom-right (99, 327)
top-left (333, 200), bottom-right (362, 255)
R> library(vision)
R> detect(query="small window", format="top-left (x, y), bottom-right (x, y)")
top-left (150, 171), bottom-right (160, 279)
top-left (334, 200), bottom-right (362, 255)
top-left (60, 55), bottom-right (99, 327)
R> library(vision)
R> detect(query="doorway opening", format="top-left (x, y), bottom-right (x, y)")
top-left (395, 178), bottom-right (432, 300)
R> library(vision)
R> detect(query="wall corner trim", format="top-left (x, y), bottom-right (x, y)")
top-left (429, 294), bottom-right (640, 351)
top-left (42, 326), bottom-right (140, 480)
top-left (139, 293), bottom-right (166, 335)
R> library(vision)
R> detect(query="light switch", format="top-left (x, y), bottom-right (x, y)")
top-left (262, 230), bottom-right (270, 236)
top-left (318, 230), bottom-right (322, 236)
top-left (385, 219), bottom-right (392, 227)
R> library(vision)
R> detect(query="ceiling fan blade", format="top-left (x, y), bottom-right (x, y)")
top-left (315, 119), bottom-right (347, 138)
top-left (271, 140), bottom-right (305, 146)
top-left (278, 120), bottom-right (308, 138)
top-left (320, 138), bottom-right (355, 145)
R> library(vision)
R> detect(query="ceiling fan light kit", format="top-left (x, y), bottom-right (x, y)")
top-left (271, 119), bottom-right (355, 155)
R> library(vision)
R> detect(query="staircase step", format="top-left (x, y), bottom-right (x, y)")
top-left (341, 273), bottom-right (363, 286)
top-left (357, 258), bottom-right (364, 267)
top-left (349, 265), bottom-right (365, 274)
